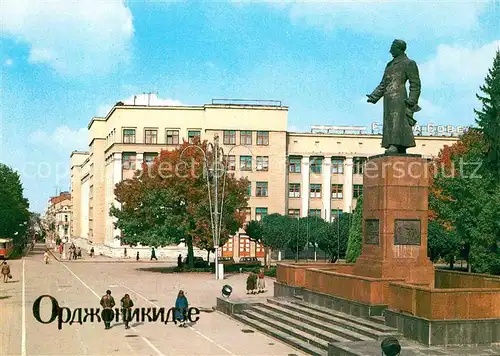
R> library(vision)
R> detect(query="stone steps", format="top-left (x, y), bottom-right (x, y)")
top-left (233, 314), bottom-right (326, 356)
top-left (269, 298), bottom-right (400, 340)
top-left (366, 315), bottom-right (386, 326)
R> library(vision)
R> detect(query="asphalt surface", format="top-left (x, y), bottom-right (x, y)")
top-left (0, 244), bottom-right (304, 356)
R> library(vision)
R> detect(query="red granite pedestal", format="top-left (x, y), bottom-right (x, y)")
top-left (352, 154), bottom-right (435, 287)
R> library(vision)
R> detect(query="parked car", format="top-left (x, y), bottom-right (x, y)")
top-left (183, 256), bottom-right (207, 268)
top-left (218, 256), bottom-right (235, 264)
top-left (239, 257), bottom-right (260, 264)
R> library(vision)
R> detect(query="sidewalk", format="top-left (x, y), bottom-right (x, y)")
top-left (47, 248), bottom-right (172, 263)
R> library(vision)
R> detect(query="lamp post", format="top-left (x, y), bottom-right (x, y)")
top-left (180, 134), bottom-right (252, 280)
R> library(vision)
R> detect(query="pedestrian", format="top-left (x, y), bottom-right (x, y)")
top-left (177, 254), bottom-right (182, 268)
top-left (124, 248), bottom-right (127, 258)
top-left (90, 247), bottom-right (94, 258)
top-left (246, 272), bottom-right (257, 294)
top-left (150, 247), bottom-right (157, 261)
top-left (175, 290), bottom-right (189, 327)
top-left (77, 247), bottom-right (82, 259)
top-left (136, 251), bottom-right (139, 261)
top-left (120, 293), bottom-right (134, 329)
top-left (58, 244), bottom-right (63, 255)
top-left (1, 261), bottom-right (11, 283)
top-left (44, 250), bottom-right (50, 264)
top-left (258, 268), bottom-right (266, 293)
top-left (100, 290), bottom-right (116, 329)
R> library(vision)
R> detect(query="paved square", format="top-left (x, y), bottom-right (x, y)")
top-left (0, 244), bottom-right (305, 356)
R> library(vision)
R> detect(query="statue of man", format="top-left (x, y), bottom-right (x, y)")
top-left (367, 39), bottom-right (421, 154)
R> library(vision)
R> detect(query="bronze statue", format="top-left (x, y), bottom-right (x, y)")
top-left (367, 39), bottom-right (421, 154)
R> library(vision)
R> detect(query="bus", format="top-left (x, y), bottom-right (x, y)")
top-left (0, 238), bottom-right (14, 259)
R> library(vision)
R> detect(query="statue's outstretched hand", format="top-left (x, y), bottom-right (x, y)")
top-left (366, 94), bottom-right (376, 104)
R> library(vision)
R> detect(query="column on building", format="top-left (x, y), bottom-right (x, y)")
top-left (343, 156), bottom-right (354, 213)
top-left (322, 157), bottom-right (332, 221)
top-left (300, 156), bottom-right (310, 217)
top-left (136, 152), bottom-right (144, 169)
top-left (111, 153), bottom-right (122, 247)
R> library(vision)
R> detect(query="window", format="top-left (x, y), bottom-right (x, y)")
top-left (247, 182), bottom-right (252, 196)
top-left (310, 184), bottom-right (322, 198)
top-left (354, 157), bottom-right (366, 174)
top-left (256, 131), bottom-right (269, 145)
top-left (353, 184), bottom-right (363, 198)
top-left (166, 130), bottom-right (179, 145)
top-left (331, 209), bottom-right (343, 221)
top-left (331, 158), bottom-right (344, 174)
top-left (188, 130), bottom-right (201, 144)
top-left (64, 215), bottom-right (68, 222)
top-left (255, 207), bottom-right (268, 221)
top-left (288, 183), bottom-right (301, 198)
top-left (288, 209), bottom-right (300, 218)
top-left (256, 182), bottom-right (268, 197)
top-left (243, 207), bottom-right (251, 222)
top-left (310, 157), bottom-right (322, 174)
top-left (240, 131), bottom-right (252, 145)
top-left (256, 156), bottom-right (269, 171)
top-left (122, 152), bottom-right (136, 170)
top-left (309, 209), bottom-right (321, 217)
top-left (226, 155), bottom-right (236, 171)
top-left (289, 157), bottom-right (301, 173)
top-left (223, 130), bottom-right (236, 145)
top-left (144, 129), bottom-right (157, 144)
top-left (123, 129), bottom-right (136, 143)
top-left (240, 156), bottom-right (252, 171)
top-left (331, 184), bottom-right (343, 199)
top-left (144, 153), bottom-right (158, 167)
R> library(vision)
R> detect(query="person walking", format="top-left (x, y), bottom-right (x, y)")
top-left (175, 290), bottom-right (189, 327)
top-left (136, 251), bottom-right (139, 261)
top-left (124, 248), bottom-right (127, 258)
top-left (177, 254), bottom-right (182, 268)
top-left (150, 247), bottom-right (157, 261)
top-left (1, 261), bottom-right (11, 283)
top-left (90, 247), bottom-right (94, 258)
top-left (257, 268), bottom-right (266, 293)
top-left (120, 293), bottom-right (134, 329)
top-left (100, 290), bottom-right (116, 329)
top-left (43, 250), bottom-right (50, 264)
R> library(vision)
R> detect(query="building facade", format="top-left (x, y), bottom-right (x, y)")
top-left (44, 192), bottom-right (72, 244)
top-left (70, 100), bottom-right (459, 259)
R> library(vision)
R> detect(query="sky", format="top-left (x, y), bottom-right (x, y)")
top-left (0, 0), bottom-right (499, 213)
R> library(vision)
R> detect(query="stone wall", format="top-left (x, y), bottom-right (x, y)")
top-left (436, 269), bottom-right (500, 289)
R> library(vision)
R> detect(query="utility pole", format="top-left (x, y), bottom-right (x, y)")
top-left (214, 135), bottom-right (220, 280)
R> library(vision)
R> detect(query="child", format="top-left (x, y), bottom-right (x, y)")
top-left (175, 290), bottom-right (188, 327)
top-left (121, 293), bottom-right (134, 329)
top-left (258, 268), bottom-right (266, 293)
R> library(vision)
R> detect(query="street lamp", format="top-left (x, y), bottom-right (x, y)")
top-left (180, 134), bottom-right (252, 280)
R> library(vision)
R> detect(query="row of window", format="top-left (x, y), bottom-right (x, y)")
top-left (223, 130), bottom-right (269, 146)
top-left (122, 129), bottom-right (270, 146)
top-left (288, 183), bottom-right (362, 199)
top-left (288, 209), bottom-right (343, 220)
top-left (122, 152), bottom-right (158, 170)
top-left (289, 157), bottom-right (366, 175)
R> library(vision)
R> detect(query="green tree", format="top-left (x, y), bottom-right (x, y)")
top-left (318, 213), bottom-right (351, 262)
top-left (110, 140), bottom-right (249, 268)
top-left (475, 49), bottom-right (500, 182)
top-left (0, 164), bottom-right (30, 247)
top-left (346, 195), bottom-right (363, 263)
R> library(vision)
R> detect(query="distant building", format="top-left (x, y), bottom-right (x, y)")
top-left (70, 99), bottom-right (459, 259)
top-left (44, 192), bottom-right (72, 244)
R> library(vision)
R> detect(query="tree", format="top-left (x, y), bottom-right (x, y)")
top-left (288, 216), bottom-right (309, 262)
top-left (110, 140), bottom-right (249, 268)
top-left (0, 164), bottom-right (30, 247)
top-left (345, 195), bottom-right (363, 263)
top-left (245, 220), bottom-right (269, 267)
top-left (475, 49), bottom-right (500, 182)
top-left (317, 213), bottom-right (351, 262)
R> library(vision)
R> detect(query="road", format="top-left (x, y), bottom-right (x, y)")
top-left (0, 244), bottom-right (304, 356)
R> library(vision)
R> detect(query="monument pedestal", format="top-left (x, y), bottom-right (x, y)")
top-left (352, 154), bottom-right (434, 287)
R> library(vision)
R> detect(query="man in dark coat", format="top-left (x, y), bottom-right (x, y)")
top-left (100, 290), bottom-right (116, 329)
top-left (367, 39), bottom-right (421, 154)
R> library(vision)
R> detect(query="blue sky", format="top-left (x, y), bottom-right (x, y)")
top-left (1, 0), bottom-right (499, 213)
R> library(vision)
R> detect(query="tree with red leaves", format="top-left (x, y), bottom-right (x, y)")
top-left (110, 139), bottom-right (249, 268)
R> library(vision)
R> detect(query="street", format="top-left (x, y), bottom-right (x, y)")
top-left (0, 244), bottom-right (304, 356)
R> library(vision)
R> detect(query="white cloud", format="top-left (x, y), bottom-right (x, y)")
top-left (263, 1), bottom-right (491, 39)
top-left (4, 59), bottom-right (13, 66)
top-left (30, 126), bottom-right (87, 152)
top-left (97, 94), bottom-right (184, 117)
top-left (0, 0), bottom-right (134, 75)
top-left (420, 40), bottom-right (500, 88)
